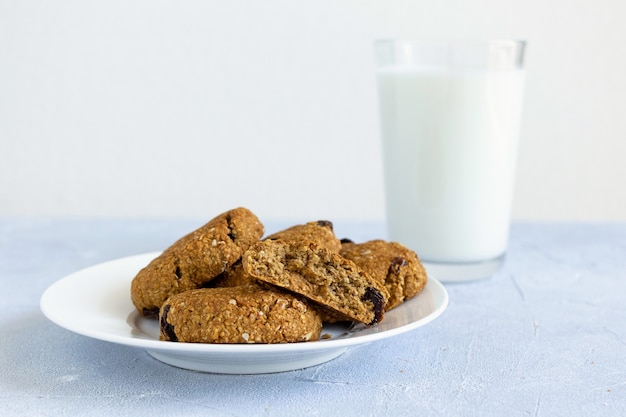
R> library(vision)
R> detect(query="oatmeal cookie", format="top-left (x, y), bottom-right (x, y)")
top-left (211, 220), bottom-right (342, 289)
top-left (159, 287), bottom-right (322, 344)
top-left (131, 207), bottom-right (264, 316)
top-left (242, 239), bottom-right (389, 325)
top-left (340, 239), bottom-right (427, 310)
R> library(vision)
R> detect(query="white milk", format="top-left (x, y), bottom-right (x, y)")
top-left (377, 68), bottom-right (525, 263)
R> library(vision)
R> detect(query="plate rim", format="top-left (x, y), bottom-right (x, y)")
top-left (40, 251), bottom-right (449, 355)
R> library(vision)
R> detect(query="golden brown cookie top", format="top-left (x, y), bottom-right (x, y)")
top-left (159, 287), bottom-right (322, 344)
top-left (130, 207), bottom-right (264, 316)
top-left (264, 220), bottom-right (341, 253)
top-left (165, 207), bottom-right (264, 278)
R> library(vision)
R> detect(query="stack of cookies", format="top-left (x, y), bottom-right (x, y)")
top-left (130, 207), bottom-right (428, 344)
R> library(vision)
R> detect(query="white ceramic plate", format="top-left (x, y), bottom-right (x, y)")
top-left (40, 252), bottom-right (448, 374)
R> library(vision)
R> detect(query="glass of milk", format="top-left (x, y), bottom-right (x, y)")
top-left (374, 39), bottom-right (526, 282)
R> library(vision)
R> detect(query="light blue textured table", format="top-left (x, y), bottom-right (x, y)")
top-left (1, 218), bottom-right (625, 416)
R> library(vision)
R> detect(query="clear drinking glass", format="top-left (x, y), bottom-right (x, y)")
top-left (374, 40), bottom-right (526, 282)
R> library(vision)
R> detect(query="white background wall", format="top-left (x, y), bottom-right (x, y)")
top-left (2, 0), bottom-right (625, 222)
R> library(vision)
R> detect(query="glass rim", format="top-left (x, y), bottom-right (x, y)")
top-left (374, 39), bottom-right (527, 48)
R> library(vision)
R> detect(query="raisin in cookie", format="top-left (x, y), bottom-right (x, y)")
top-left (340, 239), bottom-right (427, 310)
top-left (159, 287), bottom-right (322, 344)
top-left (242, 239), bottom-right (389, 325)
top-left (131, 207), bottom-right (264, 316)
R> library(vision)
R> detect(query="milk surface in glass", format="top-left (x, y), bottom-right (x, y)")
top-left (377, 67), bottom-right (524, 263)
